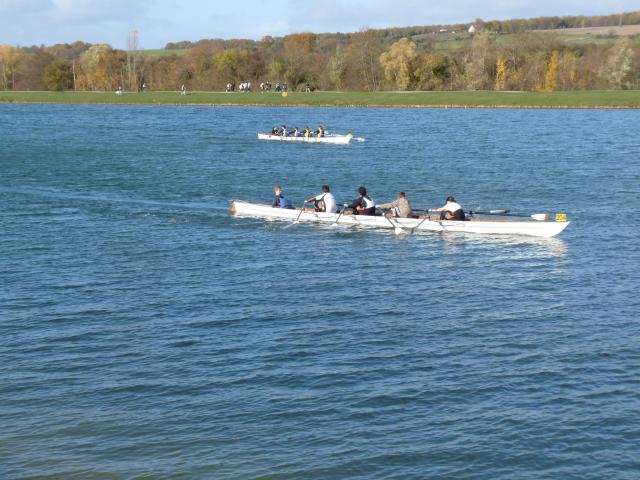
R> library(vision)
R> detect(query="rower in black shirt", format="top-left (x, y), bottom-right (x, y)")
top-left (349, 186), bottom-right (376, 215)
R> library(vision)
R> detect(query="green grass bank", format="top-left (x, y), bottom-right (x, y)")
top-left (2, 90), bottom-right (640, 108)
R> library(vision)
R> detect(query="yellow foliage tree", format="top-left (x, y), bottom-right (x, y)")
top-left (544, 50), bottom-right (559, 92)
top-left (0, 44), bottom-right (23, 90)
top-left (379, 38), bottom-right (417, 90)
top-left (495, 56), bottom-right (507, 91)
top-left (78, 44), bottom-right (120, 91)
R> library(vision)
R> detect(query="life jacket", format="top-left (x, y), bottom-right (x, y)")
top-left (317, 194), bottom-right (326, 211)
top-left (279, 195), bottom-right (292, 209)
top-left (362, 195), bottom-right (375, 209)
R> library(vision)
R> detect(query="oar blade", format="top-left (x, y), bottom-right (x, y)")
top-left (531, 213), bottom-right (549, 221)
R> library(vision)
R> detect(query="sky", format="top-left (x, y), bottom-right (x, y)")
top-left (0, 0), bottom-right (637, 49)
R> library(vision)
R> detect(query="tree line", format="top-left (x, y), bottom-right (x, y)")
top-left (1, 11), bottom-right (639, 93)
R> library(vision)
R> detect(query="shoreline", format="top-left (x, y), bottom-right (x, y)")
top-left (2, 90), bottom-right (640, 109)
top-left (2, 100), bottom-right (638, 110)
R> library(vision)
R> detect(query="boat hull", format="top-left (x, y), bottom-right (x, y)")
top-left (257, 133), bottom-right (352, 144)
top-left (230, 201), bottom-right (570, 238)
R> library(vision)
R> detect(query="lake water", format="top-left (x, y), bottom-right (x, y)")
top-left (1, 104), bottom-right (639, 479)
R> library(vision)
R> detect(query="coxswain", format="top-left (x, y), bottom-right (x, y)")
top-left (305, 185), bottom-right (337, 213)
top-left (431, 196), bottom-right (466, 220)
top-left (377, 191), bottom-right (414, 218)
top-left (349, 186), bottom-right (376, 216)
top-left (272, 185), bottom-right (294, 209)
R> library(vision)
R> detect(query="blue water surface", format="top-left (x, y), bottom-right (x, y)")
top-left (1, 104), bottom-right (639, 479)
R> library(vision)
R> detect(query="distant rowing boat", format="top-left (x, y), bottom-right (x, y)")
top-left (230, 201), bottom-right (570, 238)
top-left (257, 133), bottom-right (356, 144)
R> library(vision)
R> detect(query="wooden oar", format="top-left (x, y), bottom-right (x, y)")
top-left (413, 208), bottom-right (551, 221)
top-left (383, 214), bottom-right (405, 235)
top-left (330, 203), bottom-right (349, 227)
top-left (413, 208), bottom-right (510, 215)
top-left (379, 207), bottom-right (430, 235)
top-left (284, 201), bottom-right (308, 228)
top-left (467, 209), bottom-right (511, 215)
top-left (466, 210), bottom-right (549, 221)
top-left (409, 215), bottom-right (431, 234)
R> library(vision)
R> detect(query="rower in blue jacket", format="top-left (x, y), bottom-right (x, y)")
top-left (272, 185), bottom-right (294, 209)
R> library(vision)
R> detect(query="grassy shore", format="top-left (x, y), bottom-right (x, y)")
top-left (1, 90), bottom-right (640, 108)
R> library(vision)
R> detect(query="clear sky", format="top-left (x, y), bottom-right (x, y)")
top-left (1, 0), bottom-right (637, 49)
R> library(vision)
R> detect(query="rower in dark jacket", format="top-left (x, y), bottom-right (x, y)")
top-left (349, 186), bottom-right (376, 215)
top-left (272, 185), bottom-right (294, 209)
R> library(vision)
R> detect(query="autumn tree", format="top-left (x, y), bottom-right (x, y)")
top-left (77, 44), bottom-right (125, 91)
top-left (44, 61), bottom-right (74, 90)
top-left (0, 44), bottom-right (23, 89)
top-left (414, 53), bottom-right (453, 90)
top-left (328, 46), bottom-right (347, 90)
top-left (557, 50), bottom-right (578, 90)
top-left (606, 39), bottom-right (634, 89)
top-left (270, 60), bottom-right (286, 81)
top-left (495, 55), bottom-right (507, 90)
top-left (464, 30), bottom-right (496, 90)
top-left (345, 29), bottom-right (384, 91)
top-left (379, 38), bottom-right (417, 90)
top-left (543, 50), bottom-right (559, 91)
top-left (214, 49), bottom-right (250, 83)
top-left (181, 42), bottom-right (220, 89)
top-left (14, 49), bottom-right (55, 90)
top-left (283, 32), bottom-right (316, 88)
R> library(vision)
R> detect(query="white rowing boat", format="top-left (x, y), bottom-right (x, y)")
top-left (257, 133), bottom-right (353, 144)
top-left (230, 201), bottom-right (570, 238)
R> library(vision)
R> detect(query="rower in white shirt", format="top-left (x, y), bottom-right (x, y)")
top-left (306, 184), bottom-right (337, 213)
top-left (431, 196), bottom-right (466, 220)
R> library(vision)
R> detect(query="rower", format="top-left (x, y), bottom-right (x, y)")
top-left (377, 191), bottom-right (414, 218)
top-left (271, 126), bottom-right (279, 135)
top-left (303, 126), bottom-right (310, 139)
top-left (349, 186), bottom-right (376, 216)
top-left (281, 125), bottom-right (288, 137)
top-left (315, 125), bottom-right (325, 137)
top-left (431, 196), bottom-right (466, 220)
top-left (272, 185), bottom-right (294, 209)
top-left (305, 185), bottom-right (337, 213)
top-left (291, 127), bottom-right (299, 137)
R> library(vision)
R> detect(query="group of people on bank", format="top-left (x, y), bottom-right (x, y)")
top-left (272, 185), bottom-right (467, 220)
top-left (271, 125), bottom-right (326, 138)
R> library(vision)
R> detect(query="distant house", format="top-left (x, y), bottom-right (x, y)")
top-left (468, 25), bottom-right (476, 33)
top-left (439, 28), bottom-right (448, 33)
